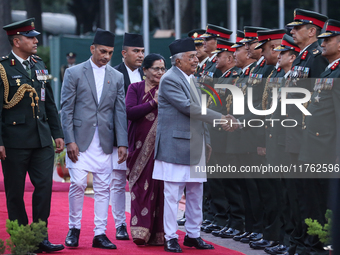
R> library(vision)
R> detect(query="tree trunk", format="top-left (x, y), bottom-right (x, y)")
top-left (25, 0), bottom-right (43, 45)
top-left (251, 0), bottom-right (262, 27)
top-left (181, 0), bottom-right (195, 33)
top-left (0, 0), bottom-right (11, 56)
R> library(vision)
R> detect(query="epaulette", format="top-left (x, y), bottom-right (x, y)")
top-left (331, 61), bottom-right (339, 70)
top-left (0, 55), bottom-right (9, 62)
top-left (260, 58), bottom-right (266, 67)
top-left (224, 71), bottom-right (231, 77)
top-left (32, 55), bottom-right (42, 61)
top-left (232, 70), bottom-right (239, 76)
top-left (312, 49), bottom-right (321, 57)
top-left (245, 67), bottom-right (250, 76)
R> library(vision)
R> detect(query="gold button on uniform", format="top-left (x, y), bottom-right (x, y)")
top-left (269, 134), bottom-right (272, 138)
top-left (13, 121), bottom-right (16, 125)
top-left (265, 125), bottom-right (268, 129)
top-left (316, 132), bottom-right (319, 136)
top-left (37, 116), bottom-right (39, 119)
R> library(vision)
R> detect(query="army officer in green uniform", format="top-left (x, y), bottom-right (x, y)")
top-left (0, 18), bottom-right (64, 253)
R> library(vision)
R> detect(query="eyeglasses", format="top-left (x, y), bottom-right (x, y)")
top-left (149, 67), bottom-right (166, 73)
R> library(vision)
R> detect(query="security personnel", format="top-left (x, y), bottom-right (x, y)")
top-left (199, 24), bottom-right (233, 225)
top-left (226, 31), bottom-right (260, 243)
top-left (285, 8), bottom-right (328, 255)
top-left (60, 52), bottom-right (76, 82)
top-left (263, 35), bottom-right (300, 255)
top-left (247, 29), bottom-right (287, 250)
top-left (297, 19), bottom-right (340, 255)
top-left (0, 18), bottom-right (64, 252)
top-left (188, 29), bottom-right (209, 77)
top-left (202, 39), bottom-right (244, 237)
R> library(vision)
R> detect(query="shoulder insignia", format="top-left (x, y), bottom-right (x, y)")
top-left (0, 56), bottom-right (9, 62)
top-left (313, 49), bottom-right (320, 55)
top-left (10, 59), bottom-right (15, 66)
top-left (32, 55), bottom-right (42, 60)
top-left (277, 67), bottom-right (281, 72)
top-left (212, 56), bottom-right (217, 63)
top-left (260, 59), bottom-right (266, 67)
top-left (331, 61), bottom-right (339, 70)
top-left (301, 50), bottom-right (308, 60)
top-left (224, 71), bottom-right (231, 77)
top-left (232, 70), bottom-right (238, 76)
top-left (245, 67), bottom-right (250, 76)
top-left (31, 57), bottom-right (37, 63)
top-left (202, 63), bottom-right (206, 70)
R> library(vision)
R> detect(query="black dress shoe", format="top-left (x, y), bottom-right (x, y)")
top-left (202, 219), bottom-right (212, 226)
top-left (219, 228), bottom-right (242, 238)
top-left (183, 236), bottom-right (214, 249)
top-left (233, 231), bottom-right (251, 241)
top-left (211, 226), bottom-right (228, 237)
top-left (92, 234), bottom-right (117, 249)
top-left (240, 232), bottom-right (262, 243)
top-left (250, 239), bottom-right (280, 249)
top-left (202, 224), bottom-right (223, 233)
top-left (177, 217), bottom-right (186, 226)
top-left (65, 228), bottom-right (80, 247)
top-left (164, 238), bottom-right (182, 253)
top-left (116, 225), bottom-right (129, 240)
top-left (38, 238), bottom-right (65, 252)
top-left (265, 244), bottom-right (288, 254)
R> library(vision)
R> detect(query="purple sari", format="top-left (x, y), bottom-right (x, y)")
top-left (126, 80), bottom-right (164, 245)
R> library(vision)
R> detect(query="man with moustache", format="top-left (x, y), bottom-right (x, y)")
top-left (284, 9), bottom-right (328, 255)
top-left (61, 28), bottom-right (128, 249)
top-left (188, 29), bottom-right (209, 77)
top-left (1, 18), bottom-right (65, 253)
top-left (152, 37), bottom-right (222, 253)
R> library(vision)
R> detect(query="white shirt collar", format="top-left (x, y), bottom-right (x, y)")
top-left (176, 66), bottom-right (192, 84)
top-left (256, 56), bottom-right (264, 66)
top-left (208, 53), bottom-right (217, 62)
top-left (275, 62), bottom-right (280, 69)
top-left (124, 63), bottom-right (141, 83)
top-left (299, 43), bottom-right (313, 56)
top-left (90, 57), bottom-right (106, 70)
top-left (326, 58), bottom-right (340, 70)
top-left (284, 70), bottom-right (291, 79)
top-left (198, 57), bottom-right (209, 68)
top-left (242, 62), bottom-right (254, 74)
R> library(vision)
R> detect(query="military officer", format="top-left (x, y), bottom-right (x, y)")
top-left (188, 29), bottom-right (209, 77)
top-left (284, 8), bottom-right (328, 255)
top-left (297, 19), bottom-right (340, 255)
top-left (0, 18), bottom-right (65, 252)
top-left (202, 39), bottom-right (244, 238)
top-left (60, 52), bottom-right (76, 82)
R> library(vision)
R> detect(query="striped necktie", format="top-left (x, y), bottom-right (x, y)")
top-left (23, 60), bottom-right (31, 79)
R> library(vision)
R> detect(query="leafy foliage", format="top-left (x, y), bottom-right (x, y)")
top-left (6, 219), bottom-right (47, 255)
top-left (0, 239), bottom-right (5, 255)
top-left (37, 46), bottom-right (50, 71)
top-left (305, 209), bottom-right (332, 245)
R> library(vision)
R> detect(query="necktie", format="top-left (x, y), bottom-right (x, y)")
top-left (23, 60), bottom-right (31, 79)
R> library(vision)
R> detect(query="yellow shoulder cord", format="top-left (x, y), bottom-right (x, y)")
top-left (0, 63), bottom-right (39, 118)
top-left (262, 69), bottom-right (274, 110)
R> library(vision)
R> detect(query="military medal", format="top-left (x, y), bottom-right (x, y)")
top-left (41, 87), bottom-right (45, 101)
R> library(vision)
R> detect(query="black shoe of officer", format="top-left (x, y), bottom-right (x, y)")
top-left (240, 232), bottom-right (262, 243)
top-left (202, 224), bottom-right (222, 233)
top-left (233, 231), bottom-right (251, 241)
top-left (264, 244), bottom-right (289, 254)
top-left (250, 239), bottom-right (280, 249)
top-left (219, 228), bottom-right (242, 238)
top-left (211, 226), bottom-right (228, 237)
top-left (116, 225), bottom-right (129, 240)
top-left (65, 228), bottom-right (80, 247)
top-left (37, 238), bottom-right (65, 253)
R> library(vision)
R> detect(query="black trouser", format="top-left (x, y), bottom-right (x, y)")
top-left (2, 145), bottom-right (54, 226)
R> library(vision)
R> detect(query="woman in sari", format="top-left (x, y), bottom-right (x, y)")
top-left (126, 53), bottom-right (166, 246)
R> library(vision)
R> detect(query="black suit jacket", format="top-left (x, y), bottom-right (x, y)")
top-left (114, 62), bottom-right (144, 94)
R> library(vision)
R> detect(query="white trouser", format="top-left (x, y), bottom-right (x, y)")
top-left (68, 168), bottom-right (111, 236)
top-left (163, 181), bottom-right (203, 241)
top-left (110, 169), bottom-right (127, 228)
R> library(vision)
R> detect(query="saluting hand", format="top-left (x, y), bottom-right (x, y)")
top-left (117, 146), bottom-right (128, 164)
top-left (67, 142), bottom-right (79, 163)
top-left (55, 138), bottom-right (65, 153)
top-left (0, 146), bottom-right (6, 161)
